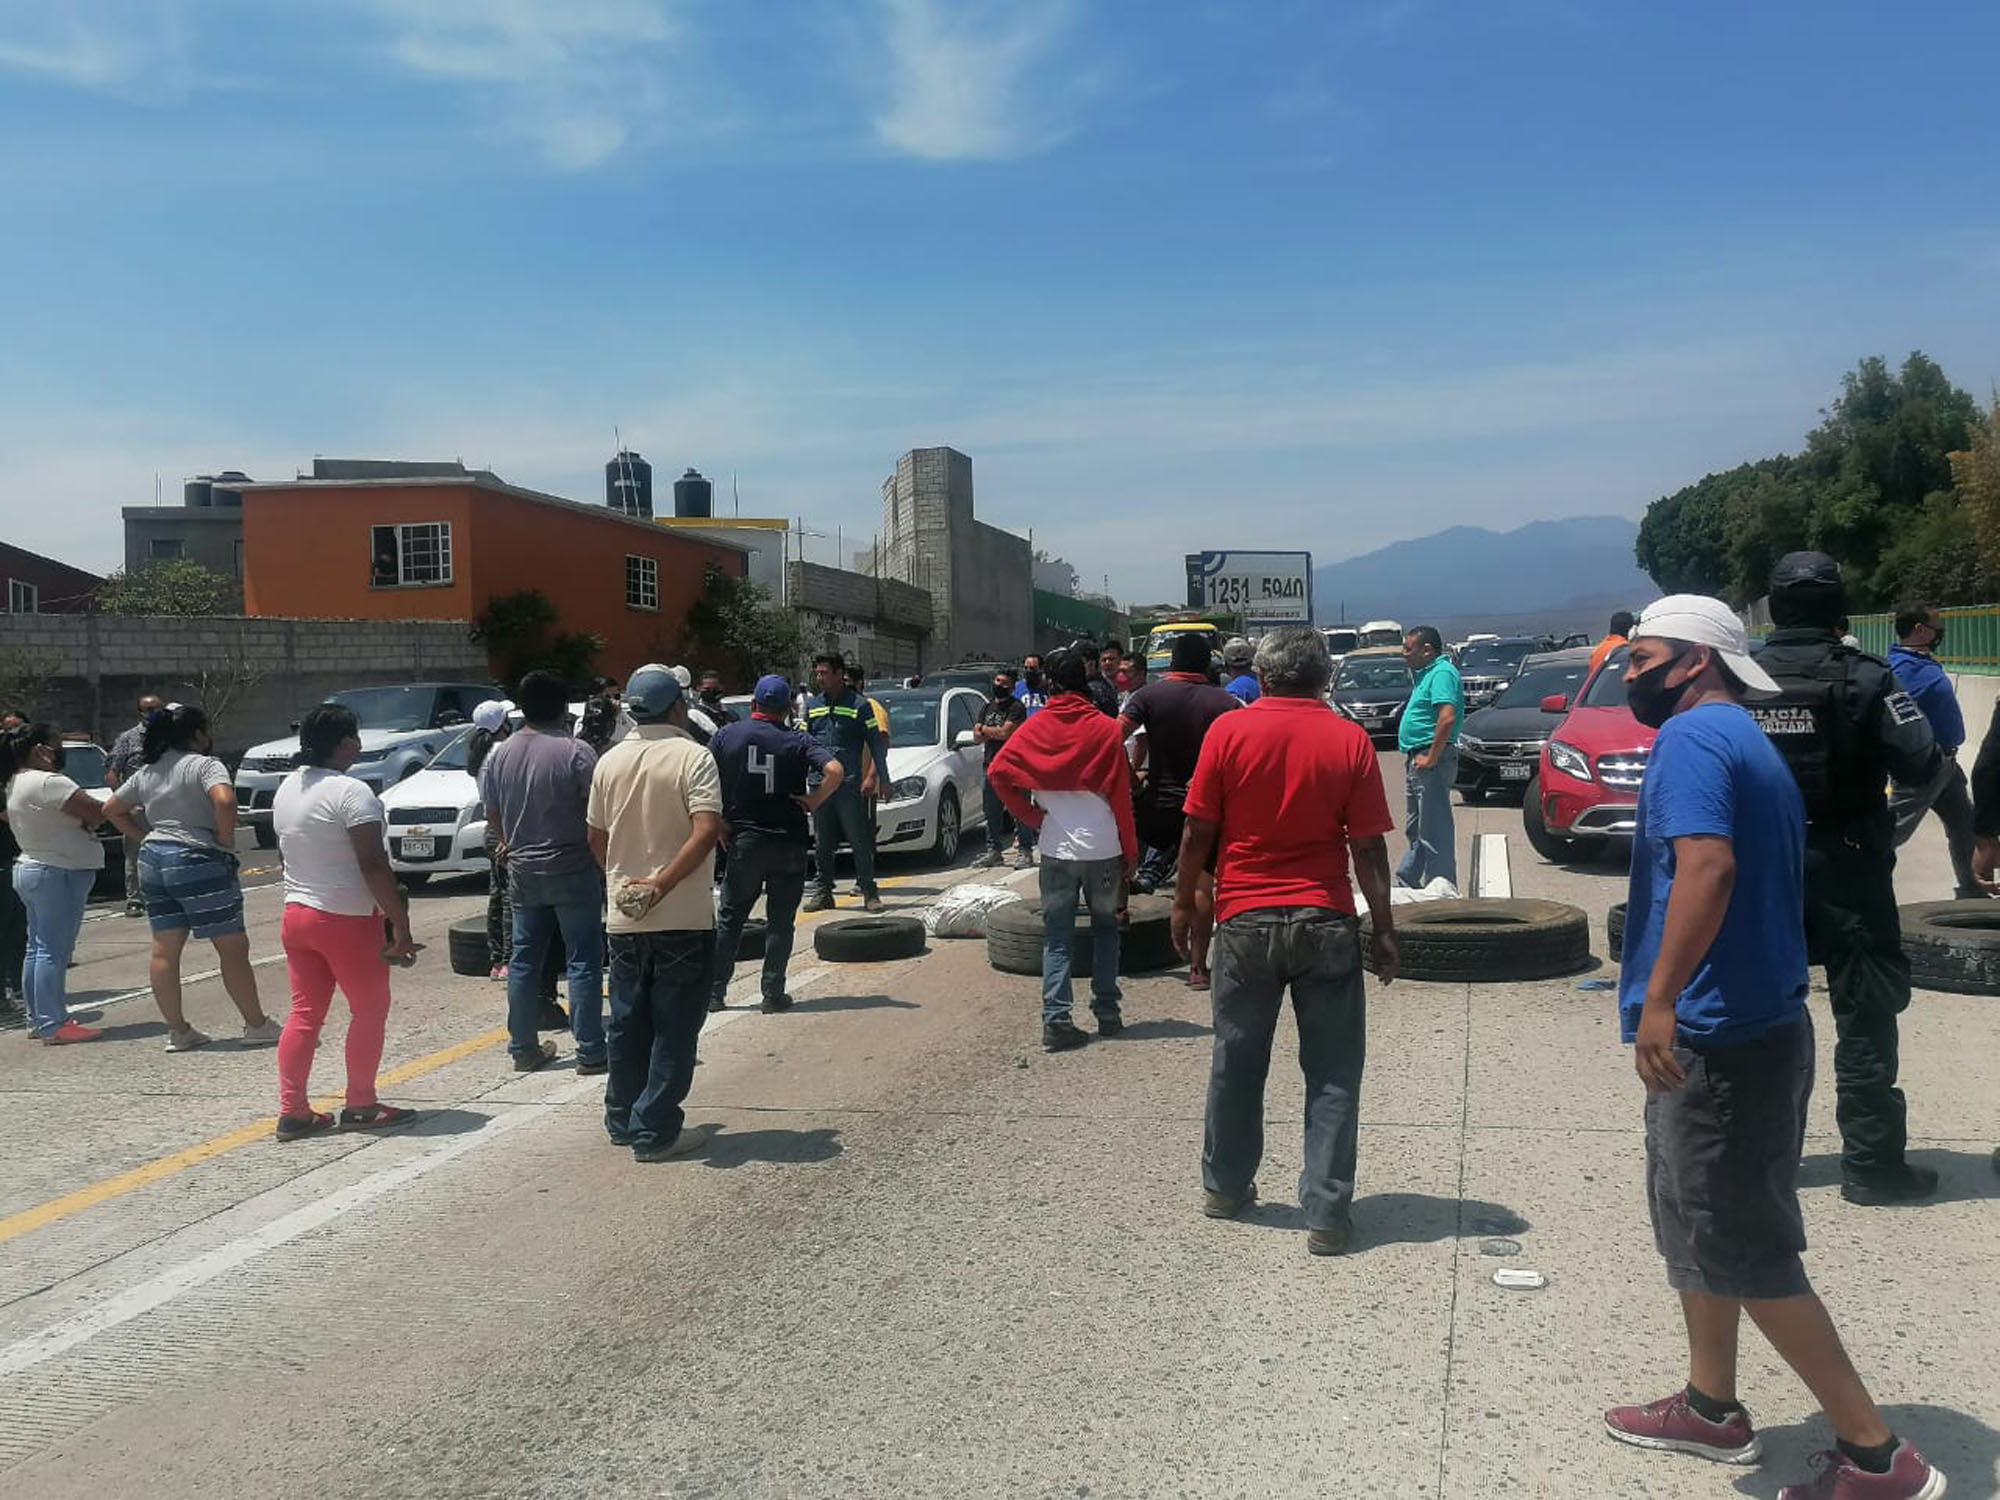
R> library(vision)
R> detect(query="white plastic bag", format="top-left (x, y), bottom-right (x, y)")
top-left (923, 883), bottom-right (1025, 937)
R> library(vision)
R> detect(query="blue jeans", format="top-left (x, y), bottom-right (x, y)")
top-left (712, 831), bottom-right (809, 1007)
top-left (15, 862), bottom-right (94, 1036)
top-left (1039, 856), bottom-right (1123, 1025)
top-left (811, 790), bottom-right (878, 897)
top-left (1397, 746), bottom-right (1459, 889)
top-left (605, 930), bottom-right (715, 1147)
top-left (508, 866), bottom-right (605, 1064)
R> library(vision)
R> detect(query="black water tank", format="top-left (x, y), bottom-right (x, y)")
top-left (606, 450), bottom-right (653, 517)
top-left (184, 475), bottom-right (214, 508)
top-left (673, 467), bottom-right (713, 519)
top-left (210, 470), bottom-right (251, 508)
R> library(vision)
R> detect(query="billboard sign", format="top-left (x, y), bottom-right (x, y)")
top-left (1185, 550), bottom-right (1314, 628)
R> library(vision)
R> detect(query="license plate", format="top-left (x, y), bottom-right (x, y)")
top-left (1499, 762), bottom-right (1530, 781)
top-left (400, 837), bottom-right (435, 859)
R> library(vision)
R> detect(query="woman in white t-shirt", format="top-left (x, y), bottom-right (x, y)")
top-left (270, 703), bottom-right (419, 1141)
top-left (104, 703), bottom-right (281, 1053)
top-left (3, 722), bottom-right (107, 1043)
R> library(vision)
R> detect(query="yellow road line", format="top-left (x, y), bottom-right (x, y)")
top-left (0, 862), bottom-right (947, 1247)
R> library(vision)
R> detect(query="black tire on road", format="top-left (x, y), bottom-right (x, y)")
top-left (1363, 898), bottom-right (1590, 983)
top-left (399, 872), bottom-right (432, 890)
top-left (985, 894), bottom-right (1179, 977)
top-left (735, 918), bottom-right (768, 962)
top-left (815, 915), bottom-right (928, 963)
top-left (1520, 776), bottom-right (1571, 864)
top-left (447, 916), bottom-right (489, 977)
top-left (254, 822), bottom-right (279, 850)
top-left (1607, 901), bottom-right (1627, 964)
top-left (1899, 901), bottom-right (2000, 996)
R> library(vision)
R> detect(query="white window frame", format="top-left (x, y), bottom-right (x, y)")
top-left (626, 553), bottom-right (659, 612)
top-left (7, 578), bottom-right (37, 613)
top-left (371, 521), bottom-right (454, 588)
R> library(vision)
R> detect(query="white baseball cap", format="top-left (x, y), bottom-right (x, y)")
top-left (1631, 595), bottom-right (1781, 698)
top-left (472, 698), bottom-right (515, 733)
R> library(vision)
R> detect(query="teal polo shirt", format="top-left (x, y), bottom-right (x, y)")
top-left (1398, 655), bottom-right (1465, 753)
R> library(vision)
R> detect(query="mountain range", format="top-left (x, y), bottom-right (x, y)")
top-left (1313, 516), bottom-right (1657, 637)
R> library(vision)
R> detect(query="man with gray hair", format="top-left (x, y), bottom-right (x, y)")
top-left (587, 665), bottom-right (724, 1162)
top-left (1176, 626), bottom-right (1398, 1256)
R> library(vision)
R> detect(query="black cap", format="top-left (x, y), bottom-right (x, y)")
top-left (1770, 551), bottom-right (1842, 591)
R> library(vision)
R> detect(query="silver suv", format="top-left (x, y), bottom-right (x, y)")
top-left (234, 683), bottom-right (492, 848)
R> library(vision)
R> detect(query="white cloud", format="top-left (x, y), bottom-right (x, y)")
top-left (872, 0), bottom-right (1084, 161)
top-left (363, 0), bottom-right (680, 168)
top-left (0, 3), bottom-right (195, 102)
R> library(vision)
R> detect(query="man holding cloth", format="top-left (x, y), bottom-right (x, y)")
top-left (588, 666), bottom-right (723, 1162)
top-left (1397, 626), bottom-right (1464, 889)
top-left (1604, 596), bottom-right (1942, 1500)
top-left (987, 649), bottom-right (1140, 1052)
top-left (708, 676), bottom-right (843, 1014)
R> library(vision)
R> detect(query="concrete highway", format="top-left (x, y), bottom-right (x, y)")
top-left (3, 761), bottom-right (1996, 1498)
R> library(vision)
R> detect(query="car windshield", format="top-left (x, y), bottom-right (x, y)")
top-left (1323, 629), bottom-right (1358, 654)
top-left (1336, 658), bottom-right (1412, 691)
top-left (878, 695), bottom-right (940, 745)
top-left (61, 743), bottom-right (109, 790)
top-left (328, 686), bottom-right (436, 732)
top-left (1495, 661), bottom-right (1590, 709)
top-left (1582, 647), bottom-right (1633, 707)
top-left (426, 727), bottom-right (475, 772)
top-left (1459, 640), bottom-right (1537, 673)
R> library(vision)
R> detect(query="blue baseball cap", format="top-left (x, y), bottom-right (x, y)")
top-left (753, 674), bottom-right (793, 711)
top-left (623, 665), bottom-right (684, 721)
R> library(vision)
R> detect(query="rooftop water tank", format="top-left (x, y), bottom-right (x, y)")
top-left (606, 450), bottom-right (653, 518)
top-left (673, 467), bottom-right (713, 519)
top-left (184, 475), bottom-right (214, 508)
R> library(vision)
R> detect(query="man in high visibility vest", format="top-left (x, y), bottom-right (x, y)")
top-left (802, 653), bottom-right (890, 913)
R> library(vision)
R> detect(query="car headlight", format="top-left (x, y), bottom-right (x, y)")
top-left (351, 749), bottom-right (388, 766)
top-left (1460, 736), bottom-right (1486, 754)
top-left (889, 776), bottom-right (928, 802)
top-left (1546, 739), bottom-right (1592, 782)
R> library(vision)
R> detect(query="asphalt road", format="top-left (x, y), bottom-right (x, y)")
top-left (4, 761), bottom-right (1996, 1498)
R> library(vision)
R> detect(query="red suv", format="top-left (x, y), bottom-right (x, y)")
top-left (1522, 646), bottom-right (1654, 861)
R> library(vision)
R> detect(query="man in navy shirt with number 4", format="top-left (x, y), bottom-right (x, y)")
top-left (708, 676), bottom-right (843, 1015)
top-left (1604, 595), bottom-right (1941, 1500)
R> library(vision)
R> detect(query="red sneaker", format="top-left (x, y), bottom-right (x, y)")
top-left (1778, 1444), bottom-right (1946, 1500)
top-left (42, 1020), bottom-right (103, 1045)
top-left (1604, 1390), bottom-right (1761, 1464)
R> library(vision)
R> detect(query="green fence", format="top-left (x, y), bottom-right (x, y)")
top-left (1033, 589), bottom-right (1128, 650)
top-left (1845, 604), bottom-right (2000, 673)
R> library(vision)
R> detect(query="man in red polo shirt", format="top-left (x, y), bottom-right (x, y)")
top-left (1176, 626), bottom-right (1399, 1256)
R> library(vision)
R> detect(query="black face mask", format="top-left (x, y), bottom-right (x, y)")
top-left (1023, 670), bottom-right (1042, 689)
top-left (1625, 652), bottom-right (1691, 730)
top-left (1926, 628), bottom-right (1945, 652)
top-left (993, 683), bottom-right (1011, 699)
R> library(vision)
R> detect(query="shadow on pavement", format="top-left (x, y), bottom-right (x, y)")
top-left (1360, 1194), bottom-right (1530, 1247)
top-left (791, 992), bottom-right (919, 1013)
top-left (1798, 1148), bottom-right (2000, 1204)
top-left (1114, 1017), bottom-right (1213, 1041)
top-left (90, 1019), bottom-right (170, 1044)
top-left (394, 1108), bottom-right (493, 1139)
top-left (702, 1125), bottom-right (843, 1168)
top-left (1727, 1404), bottom-right (2000, 1499)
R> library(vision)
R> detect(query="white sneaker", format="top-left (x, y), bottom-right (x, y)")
top-left (165, 1027), bottom-right (213, 1053)
top-left (240, 1018), bottom-right (284, 1046)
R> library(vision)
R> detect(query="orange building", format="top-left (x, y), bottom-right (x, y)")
top-left (240, 468), bottom-right (747, 679)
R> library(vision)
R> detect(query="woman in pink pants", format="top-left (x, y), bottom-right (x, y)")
top-left (271, 703), bottom-right (418, 1141)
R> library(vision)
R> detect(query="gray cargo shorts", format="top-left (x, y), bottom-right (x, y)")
top-left (1644, 1014), bottom-right (1814, 1301)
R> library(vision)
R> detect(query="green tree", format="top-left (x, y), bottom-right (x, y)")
top-left (675, 566), bottom-right (804, 687)
top-left (1953, 395), bottom-right (2000, 581)
top-left (471, 588), bottom-right (603, 691)
top-left (95, 559), bottom-right (235, 615)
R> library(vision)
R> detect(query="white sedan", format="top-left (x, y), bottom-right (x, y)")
top-left (867, 687), bottom-right (991, 862)
top-left (377, 727), bottom-right (489, 885)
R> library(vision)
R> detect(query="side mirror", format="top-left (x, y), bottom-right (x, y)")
top-left (952, 730), bottom-right (977, 749)
top-left (1540, 695), bottom-right (1569, 714)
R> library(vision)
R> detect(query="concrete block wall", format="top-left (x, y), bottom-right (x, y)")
top-left (0, 614), bottom-right (492, 762)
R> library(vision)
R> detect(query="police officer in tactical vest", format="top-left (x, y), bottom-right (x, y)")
top-left (1750, 552), bottom-right (1941, 1205)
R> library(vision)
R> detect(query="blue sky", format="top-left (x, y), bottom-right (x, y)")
top-left (3, 0), bottom-right (1997, 604)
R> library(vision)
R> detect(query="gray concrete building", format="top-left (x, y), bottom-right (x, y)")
top-left (873, 446), bottom-right (1031, 667)
top-left (787, 562), bottom-right (932, 682)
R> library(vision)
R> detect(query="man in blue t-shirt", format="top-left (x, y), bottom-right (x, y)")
top-left (1015, 654), bottom-right (1050, 716)
top-left (1221, 638), bottom-right (1261, 704)
top-left (708, 675), bottom-right (843, 1013)
top-left (1603, 595), bottom-right (1942, 1500)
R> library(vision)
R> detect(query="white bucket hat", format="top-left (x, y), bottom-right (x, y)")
top-left (1631, 595), bottom-right (1781, 698)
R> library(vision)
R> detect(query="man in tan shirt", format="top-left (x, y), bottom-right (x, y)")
top-left (587, 665), bottom-right (724, 1162)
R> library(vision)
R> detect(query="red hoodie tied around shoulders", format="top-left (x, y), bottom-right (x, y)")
top-left (986, 693), bottom-right (1139, 864)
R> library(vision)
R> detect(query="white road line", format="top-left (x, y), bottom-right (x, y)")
top-left (75, 953), bottom-right (291, 1014)
top-left (1470, 832), bottom-right (1512, 899)
top-left (0, 1076), bottom-right (595, 1378)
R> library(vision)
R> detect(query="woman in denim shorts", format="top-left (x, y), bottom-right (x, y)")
top-left (104, 704), bottom-right (281, 1052)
